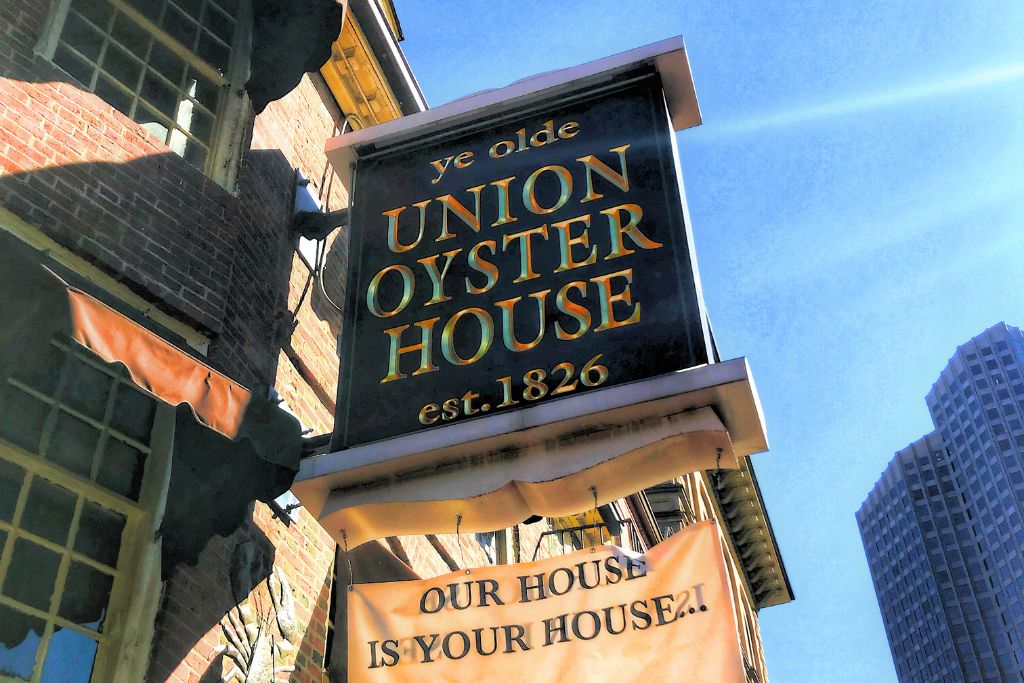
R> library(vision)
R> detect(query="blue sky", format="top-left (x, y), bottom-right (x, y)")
top-left (395, 1), bottom-right (1024, 679)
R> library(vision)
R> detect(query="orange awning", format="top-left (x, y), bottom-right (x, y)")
top-left (0, 231), bottom-right (302, 571)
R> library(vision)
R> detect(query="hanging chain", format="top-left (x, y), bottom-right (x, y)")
top-left (712, 447), bottom-right (724, 489)
top-left (589, 486), bottom-right (599, 552)
top-left (456, 514), bottom-right (469, 574)
top-left (341, 529), bottom-right (354, 591)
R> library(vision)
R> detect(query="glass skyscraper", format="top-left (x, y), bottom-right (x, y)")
top-left (858, 322), bottom-right (1024, 682)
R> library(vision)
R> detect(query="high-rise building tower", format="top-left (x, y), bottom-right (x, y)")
top-left (858, 322), bottom-right (1024, 683)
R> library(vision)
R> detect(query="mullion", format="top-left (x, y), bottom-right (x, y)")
top-left (87, 3), bottom-right (120, 97)
top-left (0, 594), bottom-right (107, 645)
top-left (165, 0), bottom-right (203, 52)
top-left (35, 348), bottom-right (76, 460)
top-left (135, 60), bottom-right (217, 122)
top-left (32, 495), bottom-right (86, 683)
top-left (1, 428), bottom-right (145, 519)
top-left (55, 39), bottom-right (101, 89)
top-left (10, 378), bottom-right (151, 455)
top-left (51, 341), bottom-right (117, 383)
top-left (89, 367), bottom-right (121, 483)
top-left (0, 469), bottom-right (33, 598)
top-left (196, 0), bottom-right (234, 51)
top-left (0, 518), bottom-right (119, 577)
top-left (169, 118), bottom-right (212, 152)
top-left (62, 8), bottom-right (108, 92)
top-left (101, 16), bottom-right (151, 119)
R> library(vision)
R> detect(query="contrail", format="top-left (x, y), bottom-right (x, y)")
top-left (713, 63), bottom-right (1024, 135)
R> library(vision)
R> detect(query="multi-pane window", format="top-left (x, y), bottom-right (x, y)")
top-left (0, 339), bottom-right (166, 682)
top-left (47, 0), bottom-right (246, 175)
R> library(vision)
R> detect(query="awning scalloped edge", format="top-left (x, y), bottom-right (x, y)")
top-left (311, 407), bottom-right (735, 547)
top-left (66, 288), bottom-right (250, 439)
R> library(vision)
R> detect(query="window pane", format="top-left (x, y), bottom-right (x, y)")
top-left (0, 604), bottom-right (44, 681)
top-left (110, 11), bottom-right (151, 54)
top-left (138, 114), bottom-right (172, 145)
top-left (46, 412), bottom-right (98, 478)
top-left (0, 459), bottom-right (26, 522)
top-left (102, 42), bottom-right (145, 96)
top-left (75, 502), bottom-right (125, 567)
top-left (202, 4), bottom-right (234, 44)
top-left (172, 0), bottom-right (203, 18)
top-left (95, 75), bottom-right (134, 117)
top-left (41, 626), bottom-right (98, 683)
top-left (182, 137), bottom-right (208, 170)
top-left (62, 11), bottom-right (104, 61)
top-left (161, 4), bottom-right (200, 49)
top-left (186, 107), bottom-right (214, 144)
top-left (196, 31), bottom-right (229, 73)
top-left (62, 359), bottom-right (111, 423)
top-left (127, 0), bottom-right (165, 22)
top-left (4, 538), bottom-right (61, 611)
top-left (18, 345), bottom-right (67, 399)
top-left (210, 0), bottom-right (238, 16)
top-left (0, 386), bottom-right (50, 454)
top-left (96, 437), bottom-right (146, 500)
top-left (59, 562), bottom-right (114, 631)
top-left (147, 41), bottom-right (186, 87)
top-left (53, 44), bottom-right (96, 87)
top-left (21, 478), bottom-right (77, 547)
top-left (72, 0), bottom-right (115, 30)
top-left (110, 386), bottom-right (155, 443)
top-left (140, 71), bottom-right (179, 124)
top-left (192, 72), bottom-right (220, 113)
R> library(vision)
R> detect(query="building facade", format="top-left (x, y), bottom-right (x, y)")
top-left (859, 322), bottom-right (1024, 682)
top-left (1, 1), bottom-right (790, 681)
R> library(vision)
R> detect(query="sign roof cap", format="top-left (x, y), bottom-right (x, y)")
top-left (325, 36), bottom-right (701, 185)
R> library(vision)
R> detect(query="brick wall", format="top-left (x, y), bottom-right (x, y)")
top-left (1, 3), bottom-right (343, 682)
top-left (0, 0), bottom-right (341, 392)
top-left (2, 3), bottom-right (518, 682)
top-left (0, 0), bottom-right (236, 335)
top-left (146, 503), bottom-right (337, 683)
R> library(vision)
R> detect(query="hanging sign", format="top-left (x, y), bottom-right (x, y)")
top-left (333, 72), bottom-right (711, 448)
top-left (348, 521), bottom-right (744, 681)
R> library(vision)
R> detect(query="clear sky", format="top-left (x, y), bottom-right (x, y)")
top-left (394, 1), bottom-right (1024, 679)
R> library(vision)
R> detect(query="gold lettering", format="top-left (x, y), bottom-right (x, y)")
top-left (592, 269), bottom-right (641, 332)
top-left (502, 225), bottom-right (549, 283)
top-left (529, 120), bottom-right (557, 147)
top-left (383, 199), bottom-right (430, 253)
top-left (490, 176), bottom-right (517, 227)
top-left (600, 203), bottom-right (662, 259)
top-left (441, 307), bottom-right (494, 366)
top-left (366, 264), bottom-right (414, 318)
top-left (578, 144), bottom-right (631, 202)
top-left (555, 281), bottom-right (591, 340)
top-left (418, 403), bottom-right (440, 424)
top-left (550, 213), bottom-right (597, 273)
top-left (558, 121), bottom-right (580, 138)
top-left (417, 248), bottom-right (462, 306)
top-left (436, 185), bottom-right (485, 241)
top-left (380, 317), bottom-right (440, 383)
top-left (430, 156), bottom-right (453, 184)
top-left (441, 398), bottom-right (460, 420)
top-left (465, 240), bottom-right (499, 294)
top-left (462, 390), bottom-right (480, 416)
top-left (496, 289), bottom-right (550, 352)
top-left (489, 140), bottom-right (515, 158)
top-left (522, 165), bottom-right (572, 215)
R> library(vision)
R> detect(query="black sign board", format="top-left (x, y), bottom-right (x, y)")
top-left (332, 72), bottom-right (710, 448)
